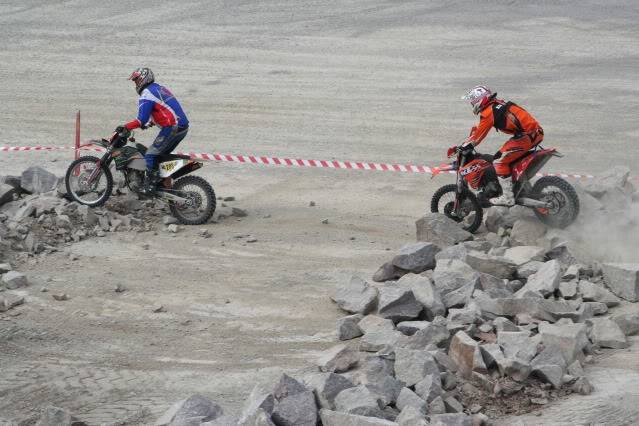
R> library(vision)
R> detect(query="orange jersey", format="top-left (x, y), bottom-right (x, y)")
top-left (468, 100), bottom-right (540, 146)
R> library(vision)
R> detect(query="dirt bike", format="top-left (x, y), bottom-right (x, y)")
top-left (430, 144), bottom-right (580, 233)
top-left (64, 129), bottom-right (216, 225)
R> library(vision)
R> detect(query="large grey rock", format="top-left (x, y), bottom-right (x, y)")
top-left (587, 317), bottom-right (628, 349)
top-left (332, 276), bottom-right (378, 314)
top-left (515, 260), bottom-right (562, 298)
top-left (0, 183), bottom-right (17, 207)
top-left (305, 373), bottom-right (354, 410)
top-left (373, 262), bottom-right (407, 283)
top-left (0, 293), bottom-right (25, 312)
top-left (395, 388), bottom-right (427, 415)
top-left (359, 329), bottom-right (402, 353)
top-left (238, 385), bottom-right (275, 424)
top-left (503, 246), bottom-right (545, 265)
top-left (156, 395), bottom-right (223, 426)
top-left (396, 318), bottom-right (449, 350)
top-left (510, 218), bottom-right (546, 246)
top-left (355, 355), bottom-right (395, 384)
top-left (448, 331), bottom-right (486, 378)
top-left (497, 331), bottom-right (537, 362)
top-left (578, 280), bottom-right (621, 307)
top-left (475, 294), bottom-right (575, 322)
top-left (271, 390), bottom-right (317, 426)
top-left (396, 406), bottom-right (428, 426)
top-left (442, 279), bottom-right (479, 309)
top-left (318, 344), bottom-right (359, 373)
top-left (238, 409), bottom-right (276, 426)
top-left (1, 271), bottom-right (27, 289)
top-left (392, 242), bottom-right (441, 273)
top-left (36, 406), bottom-right (83, 426)
top-left (465, 251), bottom-right (516, 279)
top-left (365, 375), bottom-right (404, 407)
top-left (435, 245), bottom-right (468, 262)
top-left (612, 312), bottom-right (639, 336)
top-left (479, 343), bottom-right (505, 369)
top-left (337, 314), bottom-right (364, 340)
top-left (270, 375), bottom-right (317, 426)
top-left (433, 259), bottom-right (479, 296)
top-left (319, 409), bottom-right (398, 426)
top-left (538, 322), bottom-right (588, 365)
top-left (429, 414), bottom-right (472, 426)
top-left (517, 261), bottom-right (544, 279)
top-left (394, 348), bottom-right (440, 387)
top-left (602, 263), bottom-right (639, 302)
top-left (357, 315), bottom-right (396, 335)
top-left (397, 274), bottom-right (445, 318)
top-left (414, 374), bottom-right (442, 403)
top-left (334, 386), bottom-right (383, 417)
top-left (203, 415), bottom-right (239, 426)
top-left (530, 344), bottom-right (567, 388)
top-left (21, 166), bottom-right (59, 194)
top-left (415, 213), bottom-right (472, 247)
top-left (377, 286), bottom-right (423, 323)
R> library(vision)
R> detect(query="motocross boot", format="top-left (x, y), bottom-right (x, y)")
top-left (142, 169), bottom-right (161, 195)
top-left (490, 176), bottom-right (515, 207)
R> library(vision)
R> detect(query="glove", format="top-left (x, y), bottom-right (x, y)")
top-left (115, 126), bottom-right (130, 136)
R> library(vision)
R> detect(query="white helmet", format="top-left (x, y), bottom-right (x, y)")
top-left (129, 67), bottom-right (155, 94)
top-left (462, 85), bottom-right (495, 115)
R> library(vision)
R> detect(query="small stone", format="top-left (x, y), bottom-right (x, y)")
top-left (322, 219), bottom-right (329, 224)
top-left (199, 229), bottom-right (212, 238)
top-left (115, 284), bottom-right (126, 293)
top-left (52, 293), bottom-right (69, 301)
top-left (167, 224), bottom-right (179, 233)
top-left (163, 215), bottom-right (178, 225)
top-left (2, 271), bottom-right (28, 289)
top-left (571, 376), bottom-right (593, 395)
top-left (530, 397), bottom-right (548, 405)
top-left (231, 207), bottom-right (248, 217)
top-left (309, 201), bottom-right (316, 207)
top-left (223, 196), bottom-right (236, 201)
top-left (247, 238), bottom-right (258, 243)
top-left (153, 304), bottom-right (166, 313)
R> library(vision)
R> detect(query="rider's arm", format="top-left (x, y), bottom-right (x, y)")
top-left (466, 109), bottom-right (494, 147)
top-left (124, 98), bottom-right (154, 130)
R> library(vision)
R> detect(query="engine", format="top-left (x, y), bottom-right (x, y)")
top-left (124, 170), bottom-right (144, 192)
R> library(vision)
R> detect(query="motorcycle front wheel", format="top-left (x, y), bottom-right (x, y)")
top-left (532, 176), bottom-right (580, 228)
top-left (168, 175), bottom-right (216, 225)
top-left (431, 184), bottom-right (483, 233)
top-left (65, 156), bottom-right (113, 207)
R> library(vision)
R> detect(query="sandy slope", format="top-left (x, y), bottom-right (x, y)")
top-left (1, 0), bottom-right (639, 423)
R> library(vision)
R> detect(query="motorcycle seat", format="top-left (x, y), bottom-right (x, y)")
top-left (157, 153), bottom-right (192, 162)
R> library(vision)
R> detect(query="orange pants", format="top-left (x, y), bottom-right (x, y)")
top-left (494, 129), bottom-right (544, 176)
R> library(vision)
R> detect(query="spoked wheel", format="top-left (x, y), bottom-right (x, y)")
top-left (168, 175), bottom-right (216, 225)
top-left (431, 184), bottom-right (483, 233)
top-left (65, 156), bottom-right (113, 207)
top-left (532, 176), bottom-right (580, 228)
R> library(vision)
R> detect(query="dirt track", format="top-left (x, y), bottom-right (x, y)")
top-left (2, 0), bottom-right (639, 424)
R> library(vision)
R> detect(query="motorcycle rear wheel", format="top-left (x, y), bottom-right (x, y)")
top-left (168, 175), bottom-right (216, 225)
top-left (431, 184), bottom-right (483, 233)
top-left (65, 156), bottom-right (113, 207)
top-left (532, 176), bottom-right (580, 228)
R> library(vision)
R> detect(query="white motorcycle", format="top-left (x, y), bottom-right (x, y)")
top-left (65, 129), bottom-right (216, 225)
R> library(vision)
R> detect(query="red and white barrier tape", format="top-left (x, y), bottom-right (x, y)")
top-left (0, 144), bottom-right (617, 180)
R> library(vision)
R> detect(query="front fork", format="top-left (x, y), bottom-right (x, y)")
top-left (453, 154), bottom-right (467, 216)
top-left (86, 152), bottom-right (112, 185)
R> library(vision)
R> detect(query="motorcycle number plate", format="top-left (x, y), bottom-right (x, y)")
top-left (159, 160), bottom-right (185, 177)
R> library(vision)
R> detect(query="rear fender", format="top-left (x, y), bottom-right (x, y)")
top-left (169, 161), bottom-right (203, 180)
top-left (512, 149), bottom-right (559, 182)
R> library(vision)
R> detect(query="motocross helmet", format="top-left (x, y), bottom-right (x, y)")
top-left (129, 67), bottom-right (155, 94)
top-left (462, 85), bottom-right (496, 115)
